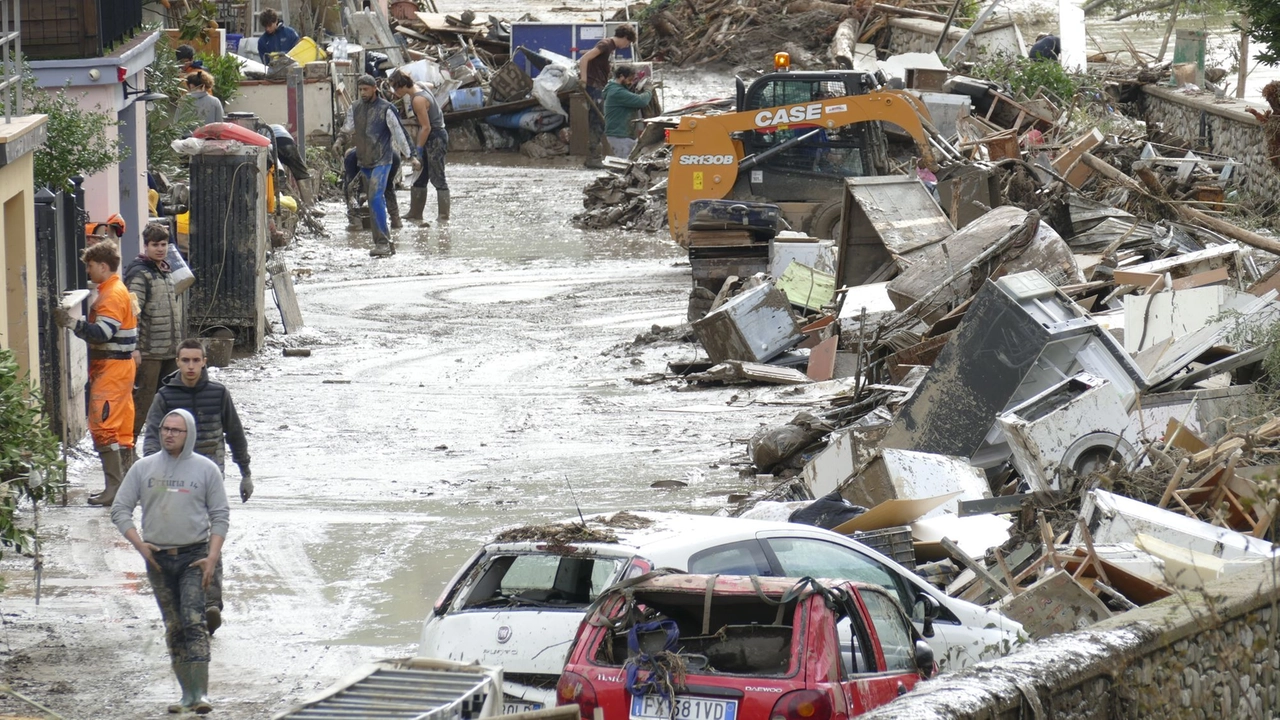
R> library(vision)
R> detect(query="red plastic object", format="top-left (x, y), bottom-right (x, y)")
top-left (193, 122), bottom-right (271, 147)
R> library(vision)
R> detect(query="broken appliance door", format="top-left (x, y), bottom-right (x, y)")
top-left (882, 271), bottom-right (1146, 467)
top-left (996, 373), bottom-right (1139, 492)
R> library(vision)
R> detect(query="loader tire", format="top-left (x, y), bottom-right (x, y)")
top-left (806, 202), bottom-right (843, 240)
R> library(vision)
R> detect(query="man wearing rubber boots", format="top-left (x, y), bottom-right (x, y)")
top-left (113, 408), bottom-right (228, 716)
top-left (55, 240), bottom-right (137, 506)
top-left (340, 74), bottom-right (411, 257)
top-left (142, 339), bottom-right (251, 636)
top-left (391, 73), bottom-right (450, 224)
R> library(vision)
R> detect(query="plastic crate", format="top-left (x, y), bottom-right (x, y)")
top-left (851, 526), bottom-right (916, 570)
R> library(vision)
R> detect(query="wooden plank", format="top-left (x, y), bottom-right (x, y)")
top-left (1112, 269), bottom-right (1161, 287)
top-left (737, 362), bottom-right (812, 385)
top-left (688, 230), bottom-right (758, 247)
top-left (806, 336), bottom-right (838, 381)
top-left (269, 261), bottom-right (305, 333)
top-left (1052, 128), bottom-right (1105, 177)
top-left (1170, 266), bottom-right (1230, 290)
top-left (939, 536), bottom-right (1008, 597)
top-left (834, 493), bottom-right (961, 535)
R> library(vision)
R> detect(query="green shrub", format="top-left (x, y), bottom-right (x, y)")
top-left (1236, 0), bottom-right (1280, 65)
top-left (970, 52), bottom-right (1081, 104)
top-left (0, 349), bottom-right (66, 564)
top-left (22, 72), bottom-right (129, 192)
top-left (197, 51), bottom-right (244, 105)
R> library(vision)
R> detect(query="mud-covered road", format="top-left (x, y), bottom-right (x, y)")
top-left (0, 152), bottom-right (796, 719)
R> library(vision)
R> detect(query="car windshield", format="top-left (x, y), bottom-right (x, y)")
top-left (594, 589), bottom-right (797, 677)
top-left (457, 553), bottom-right (627, 610)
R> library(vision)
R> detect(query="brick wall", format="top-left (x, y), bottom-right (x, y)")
top-left (859, 559), bottom-right (1280, 719)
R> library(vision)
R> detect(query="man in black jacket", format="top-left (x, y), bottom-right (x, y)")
top-left (142, 338), bottom-right (251, 634)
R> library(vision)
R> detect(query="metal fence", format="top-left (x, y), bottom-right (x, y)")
top-left (99, 0), bottom-right (143, 58)
top-left (0, 0), bottom-right (21, 122)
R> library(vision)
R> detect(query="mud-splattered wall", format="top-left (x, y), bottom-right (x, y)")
top-left (858, 559), bottom-right (1280, 719)
top-left (1139, 86), bottom-right (1280, 204)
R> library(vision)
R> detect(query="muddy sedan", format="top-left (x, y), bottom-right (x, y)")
top-left (419, 512), bottom-right (1023, 710)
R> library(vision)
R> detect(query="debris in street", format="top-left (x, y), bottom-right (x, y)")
top-left (493, 522), bottom-right (619, 546)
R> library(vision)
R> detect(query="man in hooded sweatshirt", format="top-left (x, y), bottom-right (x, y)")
top-left (112, 408), bottom-right (229, 715)
top-left (143, 338), bottom-right (250, 634)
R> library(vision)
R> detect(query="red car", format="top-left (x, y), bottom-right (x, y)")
top-left (555, 574), bottom-right (936, 720)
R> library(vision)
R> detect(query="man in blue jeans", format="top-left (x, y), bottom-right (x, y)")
top-left (339, 75), bottom-right (411, 257)
top-left (112, 408), bottom-right (229, 715)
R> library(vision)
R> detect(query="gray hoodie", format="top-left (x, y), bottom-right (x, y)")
top-left (112, 409), bottom-right (230, 548)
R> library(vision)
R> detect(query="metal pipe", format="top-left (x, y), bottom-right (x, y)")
top-left (739, 128), bottom-right (822, 171)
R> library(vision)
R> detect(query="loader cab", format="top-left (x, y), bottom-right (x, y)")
top-left (736, 70), bottom-right (877, 113)
top-left (732, 71), bottom-right (888, 217)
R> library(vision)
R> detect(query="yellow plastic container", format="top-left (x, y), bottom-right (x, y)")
top-left (287, 36), bottom-right (326, 64)
top-left (176, 211), bottom-right (191, 253)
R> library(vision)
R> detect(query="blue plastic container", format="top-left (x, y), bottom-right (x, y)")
top-left (449, 87), bottom-right (485, 112)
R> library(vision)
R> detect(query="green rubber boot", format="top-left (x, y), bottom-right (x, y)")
top-left (167, 662), bottom-right (195, 713)
top-left (189, 661), bottom-right (213, 714)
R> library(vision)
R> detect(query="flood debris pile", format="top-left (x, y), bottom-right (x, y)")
top-left (494, 521), bottom-right (620, 546)
top-left (386, 11), bottom-right (580, 156)
top-left (617, 0), bottom-right (963, 69)
top-left (624, 13), bottom-right (1280, 639)
top-left (575, 152), bottom-right (672, 232)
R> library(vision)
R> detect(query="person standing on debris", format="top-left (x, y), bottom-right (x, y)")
top-left (142, 339), bottom-right (251, 635)
top-left (269, 124), bottom-right (323, 216)
top-left (257, 7), bottom-right (300, 65)
top-left (390, 73), bottom-right (450, 224)
top-left (602, 65), bottom-right (652, 160)
top-left (112, 408), bottom-right (228, 716)
top-left (339, 74), bottom-right (412, 257)
top-left (183, 71), bottom-right (224, 128)
top-left (126, 223), bottom-right (184, 443)
top-left (577, 24), bottom-right (636, 169)
top-left (54, 241), bottom-right (137, 507)
top-left (1029, 34), bottom-right (1061, 62)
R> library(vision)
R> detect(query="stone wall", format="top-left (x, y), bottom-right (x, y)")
top-left (859, 559), bottom-right (1280, 719)
top-left (1139, 86), bottom-right (1280, 203)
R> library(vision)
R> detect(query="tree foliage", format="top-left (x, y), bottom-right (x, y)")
top-left (0, 349), bottom-right (66, 565)
top-left (1236, 0), bottom-right (1280, 66)
top-left (969, 52), bottom-right (1081, 105)
top-left (23, 73), bottom-right (130, 192)
top-left (146, 35), bottom-right (200, 175)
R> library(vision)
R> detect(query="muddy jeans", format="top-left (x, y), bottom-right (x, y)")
top-left (132, 358), bottom-right (178, 437)
top-left (146, 543), bottom-right (211, 664)
top-left (411, 129), bottom-right (449, 192)
top-left (361, 164), bottom-right (393, 240)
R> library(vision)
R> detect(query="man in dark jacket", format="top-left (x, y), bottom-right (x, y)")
top-left (257, 7), bottom-right (300, 65)
top-left (126, 223), bottom-right (184, 440)
top-left (338, 74), bottom-right (411, 257)
top-left (142, 338), bottom-right (251, 634)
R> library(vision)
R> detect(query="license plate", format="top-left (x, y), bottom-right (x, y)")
top-left (630, 694), bottom-right (738, 720)
top-left (504, 701), bottom-right (543, 714)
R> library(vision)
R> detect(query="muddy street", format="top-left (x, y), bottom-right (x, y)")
top-left (0, 156), bottom-right (795, 719)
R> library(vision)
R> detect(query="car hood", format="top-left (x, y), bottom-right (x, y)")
top-left (420, 608), bottom-right (584, 676)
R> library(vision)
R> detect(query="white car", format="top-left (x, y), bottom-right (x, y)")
top-left (420, 512), bottom-right (1023, 711)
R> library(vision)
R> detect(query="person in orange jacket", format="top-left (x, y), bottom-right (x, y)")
top-left (55, 240), bottom-right (139, 506)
